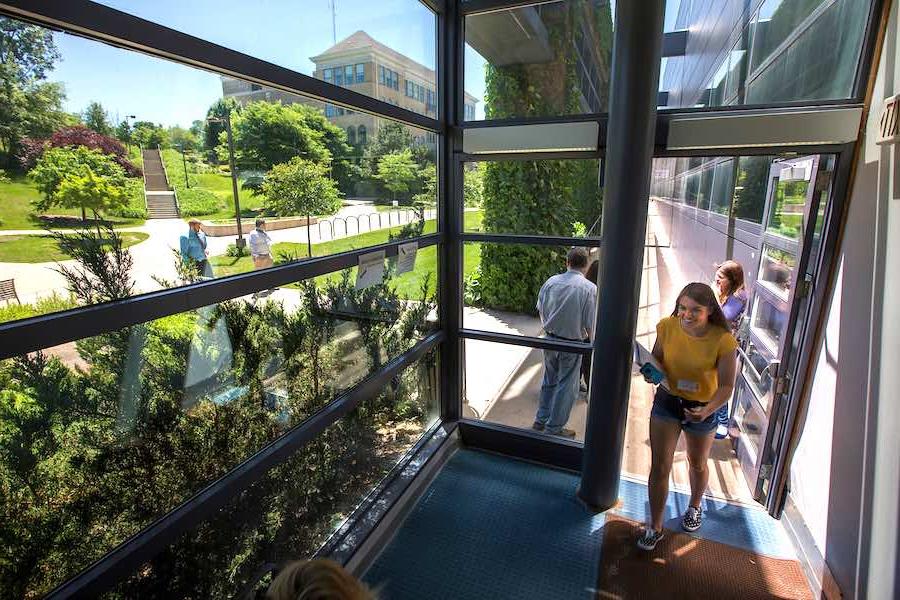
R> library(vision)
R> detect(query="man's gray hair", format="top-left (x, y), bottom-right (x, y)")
top-left (566, 247), bottom-right (589, 269)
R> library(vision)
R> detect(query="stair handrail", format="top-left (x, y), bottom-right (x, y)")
top-left (155, 144), bottom-right (180, 217)
top-left (140, 144), bottom-right (149, 214)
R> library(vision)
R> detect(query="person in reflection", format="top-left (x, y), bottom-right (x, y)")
top-left (532, 248), bottom-right (597, 438)
top-left (250, 218), bottom-right (274, 270)
top-left (265, 558), bottom-right (376, 600)
top-left (179, 218), bottom-right (212, 278)
top-left (713, 260), bottom-right (748, 438)
top-left (636, 283), bottom-right (738, 551)
top-left (580, 258), bottom-right (600, 395)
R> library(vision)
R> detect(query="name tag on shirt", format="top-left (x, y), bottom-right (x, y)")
top-left (677, 379), bottom-right (700, 394)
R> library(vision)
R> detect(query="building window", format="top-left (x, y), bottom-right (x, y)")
top-left (358, 125), bottom-right (367, 145)
top-left (347, 126), bottom-right (356, 145)
top-left (324, 68), bottom-right (333, 84)
top-left (334, 67), bottom-right (344, 86)
top-left (325, 104), bottom-right (336, 118)
top-left (380, 66), bottom-right (399, 91)
top-left (378, 65), bottom-right (385, 85)
top-left (355, 63), bottom-right (365, 83)
top-left (250, 83), bottom-right (262, 91)
top-left (344, 65), bottom-right (353, 85)
top-left (464, 104), bottom-right (476, 121)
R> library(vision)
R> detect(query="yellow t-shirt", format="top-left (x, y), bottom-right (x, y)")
top-left (656, 316), bottom-right (738, 403)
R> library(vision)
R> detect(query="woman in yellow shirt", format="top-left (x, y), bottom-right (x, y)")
top-left (637, 282), bottom-right (738, 551)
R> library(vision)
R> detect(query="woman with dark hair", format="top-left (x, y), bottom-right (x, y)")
top-left (713, 260), bottom-right (748, 438)
top-left (636, 282), bottom-right (738, 551)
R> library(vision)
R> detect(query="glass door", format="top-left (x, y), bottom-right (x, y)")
top-left (731, 154), bottom-right (832, 510)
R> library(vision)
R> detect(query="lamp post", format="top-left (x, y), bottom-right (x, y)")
top-left (207, 110), bottom-right (245, 249)
top-left (124, 114), bottom-right (136, 152)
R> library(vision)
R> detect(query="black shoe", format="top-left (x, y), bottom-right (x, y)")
top-left (532, 421), bottom-right (545, 431)
top-left (637, 527), bottom-right (665, 550)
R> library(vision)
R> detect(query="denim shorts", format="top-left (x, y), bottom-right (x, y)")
top-left (650, 387), bottom-right (717, 435)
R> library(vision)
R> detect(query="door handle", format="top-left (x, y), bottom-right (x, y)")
top-left (737, 346), bottom-right (780, 383)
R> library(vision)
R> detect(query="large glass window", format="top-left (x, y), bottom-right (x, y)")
top-left (0, 16), bottom-right (438, 325)
top-left (464, 1), bottom-right (614, 121)
top-left (94, 0), bottom-right (436, 107)
top-left (660, 0), bottom-right (874, 108)
top-left (0, 269), bottom-right (437, 597)
top-left (463, 159), bottom-right (602, 238)
top-left (109, 352), bottom-right (438, 598)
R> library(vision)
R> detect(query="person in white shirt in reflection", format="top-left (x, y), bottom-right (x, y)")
top-left (249, 218), bottom-right (275, 298)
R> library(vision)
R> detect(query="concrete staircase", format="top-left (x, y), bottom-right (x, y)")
top-left (141, 148), bottom-right (179, 219)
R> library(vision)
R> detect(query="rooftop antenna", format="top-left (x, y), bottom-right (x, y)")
top-left (330, 0), bottom-right (336, 44)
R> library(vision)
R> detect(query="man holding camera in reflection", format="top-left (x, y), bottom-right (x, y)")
top-left (532, 247), bottom-right (596, 438)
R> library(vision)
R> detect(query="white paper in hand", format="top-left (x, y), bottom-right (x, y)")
top-left (355, 250), bottom-right (385, 290)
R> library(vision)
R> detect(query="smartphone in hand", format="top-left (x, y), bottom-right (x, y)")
top-left (640, 362), bottom-right (665, 385)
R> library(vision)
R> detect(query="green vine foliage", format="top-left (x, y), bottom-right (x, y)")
top-left (478, 1), bottom-right (610, 312)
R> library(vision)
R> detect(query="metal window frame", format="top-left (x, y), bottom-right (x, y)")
top-left (0, 233), bottom-right (440, 360)
top-left (45, 331), bottom-right (443, 599)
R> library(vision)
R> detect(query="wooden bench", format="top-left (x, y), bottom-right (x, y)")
top-left (0, 279), bottom-right (20, 305)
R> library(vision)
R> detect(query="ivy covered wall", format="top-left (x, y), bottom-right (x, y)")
top-left (477, 1), bottom-right (611, 312)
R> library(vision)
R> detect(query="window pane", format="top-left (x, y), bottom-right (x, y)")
top-left (463, 159), bottom-right (602, 238)
top-left (464, 1), bottom-right (614, 121)
top-left (462, 241), bottom-right (598, 339)
top-left (0, 272), bottom-right (437, 597)
top-left (109, 351), bottom-right (439, 598)
top-left (659, 0), bottom-right (873, 108)
top-left (0, 16), bottom-right (438, 324)
top-left (95, 0), bottom-right (437, 109)
top-left (733, 156), bottom-right (771, 224)
top-left (464, 339), bottom-right (588, 439)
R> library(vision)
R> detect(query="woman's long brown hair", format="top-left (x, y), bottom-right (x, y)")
top-left (671, 282), bottom-right (731, 332)
top-left (716, 260), bottom-right (745, 303)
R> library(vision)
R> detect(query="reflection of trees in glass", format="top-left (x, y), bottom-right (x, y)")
top-left (0, 227), bottom-right (437, 597)
top-left (768, 180), bottom-right (807, 239)
top-left (732, 155), bottom-right (771, 224)
top-left (478, 1), bottom-right (612, 312)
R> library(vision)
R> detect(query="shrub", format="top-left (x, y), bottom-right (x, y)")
top-left (0, 292), bottom-right (76, 324)
top-left (177, 188), bottom-right (220, 216)
top-left (18, 125), bottom-right (142, 176)
top-left (226, 242), bottom-right (249, 258)
top-left (107, 178), bottom-right (147, 220)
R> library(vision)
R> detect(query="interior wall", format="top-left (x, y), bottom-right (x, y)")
top-left (788, 1), bottom-right (900, 597)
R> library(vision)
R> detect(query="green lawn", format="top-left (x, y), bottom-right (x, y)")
top-left (210, 211), bottom-right (483, 298)
top-left (0, 176), bottom-right (145, 231)
top-left (0, 232), bottom-right (149, 263)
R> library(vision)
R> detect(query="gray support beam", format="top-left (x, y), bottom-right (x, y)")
top-left (438, 0), bottom-right (463, 422)
top-left (577, 0), bottom-right (666, 511)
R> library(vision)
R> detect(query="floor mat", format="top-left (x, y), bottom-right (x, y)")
top-left (595, 514), bottom-right (812, 600)
top-left (364, 449), bottom-right (604, 599)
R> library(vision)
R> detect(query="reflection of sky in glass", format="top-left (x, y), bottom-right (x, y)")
top-left (44, 0), bottom-right (435, 127)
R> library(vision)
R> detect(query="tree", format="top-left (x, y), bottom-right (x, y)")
top-left (204, 97), bottom-right (238, 161)
top-left (262, 157), bottom-right (342, 257)
top-left (82, 101), bottom-right (112, 136)
top-left (29, 146), bottom-right (129, 220)
top-left (375, 150), bottom-right (418, 203)
top-left (228, 101), bottom-right (328, 172)
top-left (0, 17), bottom-right (68, 168)
top-left (168, 125), bottom-right (198, 152)
top-left (114, 120), bottom-right (132, 145)
top-left (131, 120), bottom-right (168, 149)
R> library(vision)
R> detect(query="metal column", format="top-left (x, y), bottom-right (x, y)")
top-left (438, 0), bottom-right (463, 422)
top-left (577, 0), bottom-right (666, 511)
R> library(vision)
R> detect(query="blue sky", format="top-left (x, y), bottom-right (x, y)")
top-left (47, 0), bottom-right (680, 127)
